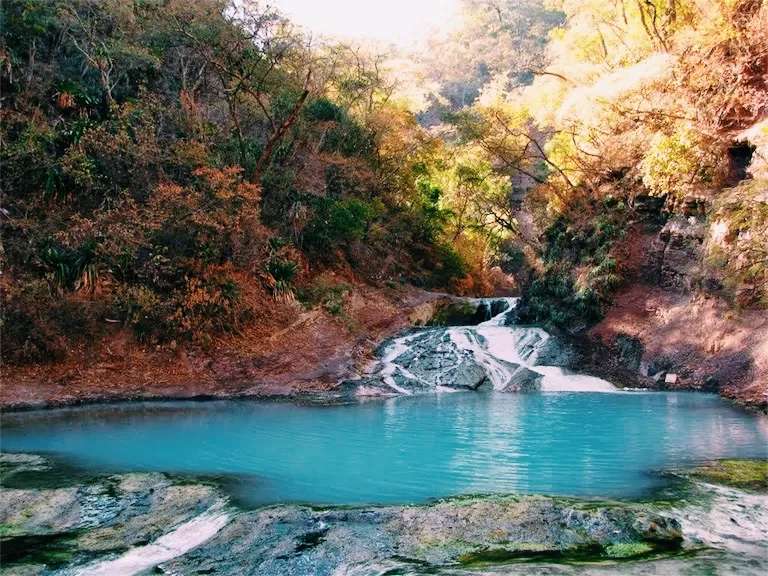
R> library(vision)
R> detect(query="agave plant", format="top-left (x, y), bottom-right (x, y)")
top-left (39, 241), bottom-right (100, 294)
top-left (39, 246), bottom-right (75, 293)
top-left (72, 241), bottom-right (100, 294)
top-left (266, 259), bottom-right (300, 302)
top-left (44, 167), bottom-right (66, 201)
top-left (267, 236), bottom-right (286, 255)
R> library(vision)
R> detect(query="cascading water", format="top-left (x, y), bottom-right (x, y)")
top-left (369, 297), bottom-right (618, 395)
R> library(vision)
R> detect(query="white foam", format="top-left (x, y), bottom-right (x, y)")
top-left (73, 503), bottom-right (229, 576)
top-left (479, 297), bottom-right (520, 326)
top-left (379, 335), bottom-right (418, 395)
top-left (378, 298), bottom-right (619, 393)
top-left (669, 482), bottom-right (768, 556)
top-left (535, 366), bottom-right (619, 393)
top-left (447, 327), bottom-right (516, 389)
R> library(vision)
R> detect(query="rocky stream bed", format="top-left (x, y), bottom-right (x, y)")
top-left (1, 453), bottom-right (766, 575)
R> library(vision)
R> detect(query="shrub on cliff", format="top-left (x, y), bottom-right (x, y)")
top-left (517, 193), bottom-right (628, 330)
top-left (707, 180), bottom-right (768, 308)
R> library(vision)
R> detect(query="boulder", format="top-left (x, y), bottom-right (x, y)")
top-left (645, 216), bottom-right (709, 292)
top-left (616, 335), bottom-right (644, 372)
top-left (164, 495), bottom-right (684, 575)
top-left (504, 367), bottom-right (543, 392)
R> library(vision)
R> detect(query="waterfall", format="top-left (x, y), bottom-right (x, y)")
top-left (369, 297), bottom-right (618, 395)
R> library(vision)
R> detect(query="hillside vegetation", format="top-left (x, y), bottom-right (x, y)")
top-left (1, 0), bottom-right (766, 389)
top-left (1, 0), bottom-right (474, 363)
top-left (440, 0), bottom-right (767, 329)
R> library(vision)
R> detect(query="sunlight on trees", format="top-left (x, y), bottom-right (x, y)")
top-left (1, 0), bottom-right (765, 361)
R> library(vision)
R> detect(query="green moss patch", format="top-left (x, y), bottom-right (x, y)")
top-left (458, 543), bottom-right (606, 565)
top-left (688, 460), bottom-right (768, 491)
top-left (454, 534), bottom-right (686, 567)
top-left (603, 542), bottom-right (655, 559)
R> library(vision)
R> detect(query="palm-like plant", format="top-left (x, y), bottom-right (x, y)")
top-left (39, 241), bottom-right (100, 294)
top-left (72, 241), bottom-right (100, 294)
top-left (266, 259), bottom-right (300, 302)
top-left (39, 246), bottom-right (74, 293)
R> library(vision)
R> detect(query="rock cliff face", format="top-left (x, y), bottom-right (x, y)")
top-left (580, 123), bottom-right (767, 409)
top-left (590, 175), bottom-right (767, 409)
top-left (644, 216), bottom-right (707, 293)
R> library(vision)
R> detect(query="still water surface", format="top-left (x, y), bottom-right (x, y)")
top-left (2, 392), bottom-right (766, 505)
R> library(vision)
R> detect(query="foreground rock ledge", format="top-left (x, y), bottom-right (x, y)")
top-left (3, 454), bottom-right (767, 575)
top-left (165, 497), bottom-right (683, 576)
top-left (0, 453), bottom-right (692, 576)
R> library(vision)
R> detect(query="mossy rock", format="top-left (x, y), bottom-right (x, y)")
top-left (603, 542), bottom-right (655, 559)
top-left (687, 459), bottom-right (768, 492)
top-left (427, 300), bottom-right (481, 326)
top-left (456, 539), bottom-right (679, 566)
top-left (457, 542), bottom-right (630, 565)
top-left (426, 298), bottom-right (513, 327)
top-left (457, 546), bottom-right (561, 565)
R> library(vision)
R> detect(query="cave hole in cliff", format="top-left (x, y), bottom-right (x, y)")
top-left (727, 141), bottom-right (755, 185)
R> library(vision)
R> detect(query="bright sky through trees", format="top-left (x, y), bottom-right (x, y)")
top-left (271, 0), bottom-right (460, 44)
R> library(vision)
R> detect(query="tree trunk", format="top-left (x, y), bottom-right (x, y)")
top-left (250, 71), bottom-right (311, 185)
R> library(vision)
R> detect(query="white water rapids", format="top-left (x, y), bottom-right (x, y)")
top-left (70, 503), bottom-right (229, 576)
top-left (377, 298), bottom-right (618, 395)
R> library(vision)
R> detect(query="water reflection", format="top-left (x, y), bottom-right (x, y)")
top-left (1, 393), bottom-right (766, 506)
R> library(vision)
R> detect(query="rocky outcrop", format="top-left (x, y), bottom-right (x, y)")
top-left (0, 454), bottom-right (228, 572)
top-left (3, 453), bottom-right (767, 576)
top-left (163, 496), bottom-right (682, 576)
top-left (427, 298), bottom-right (515, 326)
top-left (589, 173), bottom-right (768, 407)
top-left (645, 216), bottom-right (707, 292)
top-left (349, 320), bottom-right (593, 396)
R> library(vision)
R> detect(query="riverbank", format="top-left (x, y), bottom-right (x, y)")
top-left (0, 284), bottom-right (447, 412)
top-left (590, 285), bottom-right (768, 411)
top-left (1, 453), bottom-right (766, 575)
top-left (1, 285), bottom-right (765, 412)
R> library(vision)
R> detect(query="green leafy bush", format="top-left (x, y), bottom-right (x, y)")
top-left (304, 98), bottom-right (344, 123)
top-left (519, 198), bottom-right (628, 329)
top-left (302, 197), bottom-right (382, 255)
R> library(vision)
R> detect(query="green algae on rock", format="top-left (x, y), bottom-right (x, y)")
top-left (686, 460), bottom-right (768, 492)
top-left (158, 494), bottom-right (684, 575)
top-left (0, 453), bottom-right (687, 575)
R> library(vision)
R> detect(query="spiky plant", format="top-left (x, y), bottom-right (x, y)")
top-left (71, 241), bottom-right (100, 294)
top-left (266, 259), bottom-right (300, 302)
top-left (39, 246), bottom-right (74, 293)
